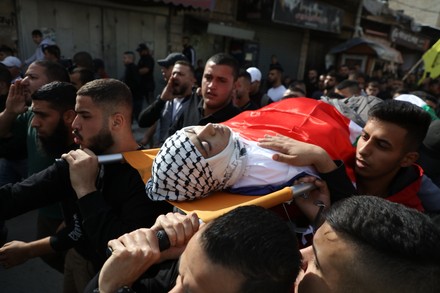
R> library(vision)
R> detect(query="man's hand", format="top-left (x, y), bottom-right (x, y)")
top-left (5, 80), bottom-right (29, 116)
top-left (151, 212), bottom-right (200, 257)
top-left (98, 212), bottom-right (200, 293)
top-left (160, 75), bottom-right (177, 101)
top-left (0, 240), bottom-right (31, 269)
top-left (98, 229), bottom-right (163, 293)
top-left (258, 134), bottom-right (337, 173)
top-left (61, 149), bottom-right (99, 198)
top-left (293, 176), bottom-right (330, 225)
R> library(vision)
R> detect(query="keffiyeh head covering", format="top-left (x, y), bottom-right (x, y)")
top-left (146, 126), bottom-right (246, 201)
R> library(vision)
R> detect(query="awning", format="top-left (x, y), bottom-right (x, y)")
top-left (153, 0), bottom-right (215, 10)
top-left (329, 37), bottom-right (403, 64)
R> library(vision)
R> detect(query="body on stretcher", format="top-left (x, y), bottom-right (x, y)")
top-left (87, 149), bottom-right (318, 223)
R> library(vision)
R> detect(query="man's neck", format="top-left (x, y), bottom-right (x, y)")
top-left (106, 135), bottom-right (140, 154)
top-left (235, 95), bottom-right (250, 108)
top-left (356, 171), bottom-right (399, 198)
top-left (203, 103), bottom-right (227, 118)
top-left (272, 81), bottom-right (282, 88)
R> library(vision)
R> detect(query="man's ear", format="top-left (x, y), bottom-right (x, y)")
top-left (110, 113), bottom-right (125, 130)
top-left (400, 151), bottom-right (419, 167)
top-left (63, 109), bottom-right (77, 126)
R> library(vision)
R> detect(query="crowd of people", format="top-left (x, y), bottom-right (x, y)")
top-left (0, 28), bottom-right (439, 293)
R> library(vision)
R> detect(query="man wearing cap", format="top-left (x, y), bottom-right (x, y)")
top-left (266, 63), bottom-right (286, 104)
top-left (138, 59), bottom-right (196, 147)
top-left (246, 66), bottom-right (265, 108)
top-left (136, 44), bottom-right (155, 106)
top-left (137, 53), bottom-right (190, 147)
top-left (156, 52), bottom-right (188, 82)
top-left (1, 56), bottom-right (22, 83)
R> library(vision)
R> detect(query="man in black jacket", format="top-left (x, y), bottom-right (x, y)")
top-left (0, 79), bottom-right (171, 292)
top-left (169, 53), bottom-right (241, 135)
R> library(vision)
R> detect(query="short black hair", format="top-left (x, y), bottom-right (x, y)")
top-left (72, 51), bottom-right (94, 71)
top-left (326, 70), bottom-right (344, 83)
top-left (0, 45), bottom-right (13, 55)
top-left (238, 69), bottom-right (251, 83)
top-left (32, 81), bottom-right (77, 113)
top-left (76, 78), bottom-right (133, 119)
top-left (43, 45), bottom-right (61, 60)
top-left (325, 196), bottom-right (440, 292)
top-left (33, 60), bottom-right (70, 83)
top-left (70, 68), bottom-right (95, 85)
top-left (207, 53), bottom-right (239, 81)
top-left (368, 99), bottom-right (431, 151)
top-left (200, 206), bottom-right (301, 293)
top-left (31, 29), bottom-right (43, 37)
top-left (0, 65), bottom-right (12, 85)
top-left (174, 60), bottom-right (195, 77)
top-left (337, 79), bottom-right (359, 90)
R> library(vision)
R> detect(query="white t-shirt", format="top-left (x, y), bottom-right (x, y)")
top-left (267, 85), bottom-right (287, 102)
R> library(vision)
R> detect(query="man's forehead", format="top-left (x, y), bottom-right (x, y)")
top-left (205, 62), bottom-right (233, 74)
top-left (75, 95), bottom-right (95, 110)
top-left (31, 99), bottom-right (58, 112)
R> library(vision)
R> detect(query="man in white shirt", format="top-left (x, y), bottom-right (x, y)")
top-left (267, 63), bottom-right (286, 103)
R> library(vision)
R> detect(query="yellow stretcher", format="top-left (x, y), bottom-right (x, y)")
top-left (113, 149), bottom-right (313, 222)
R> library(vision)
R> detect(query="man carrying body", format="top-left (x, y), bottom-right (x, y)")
top-left (0, 79), bottom-right (171, 292)
top-left (296, 195), bottom-right (440, 293)
top-left (259, 99), bottom-right (440, 213)
top-left (87, 205), bottom-right (301, 293)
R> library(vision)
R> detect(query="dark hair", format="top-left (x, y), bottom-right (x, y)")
top-left (200, 205), bottom-right (301, 293)
top-left (93, 58), bottom-right (105, 71)
top-left (207, 53), bottom-right (239, 81)
top-left (287, 80), bottom-right (306, 95)
top-left (336, 79), bottom-right (359, 90)
top-left (238, 69), bottom-right (251, 83)
top-left (393, 88), bottom-right (410, 96)
top-left (0, 65), bottom-right (12, 84)
top-left (326, 71), bottom-right (344, 83)
top-left (123, 51), bottom-right (135, 57)
top-left (76, 78), bottom-right (132, 119)
top-left (31, 29), bottom-right (43, 37)
top-left (325, 196), bottom-right (440, 292)
top-left (31, 81), bottom-right (77, 113)
top-left (0, 45), bottom-right (13, 55)
top-left (72, 51), bottom-right (94, 71)
top-left (174, 60), bottom-right (195, 77)
top-left (71, 68), bottom-right (95, 86)
top-left (368, 99), bottom-right (431, 151)
top-left (336, 79), bottom-right (360, 94)
top-left (367, 81), bottom-right (379, 88)
top-left (44, 45), bottom-right (61, 60)
top-left (33, 60), bottom-right (70, 82)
